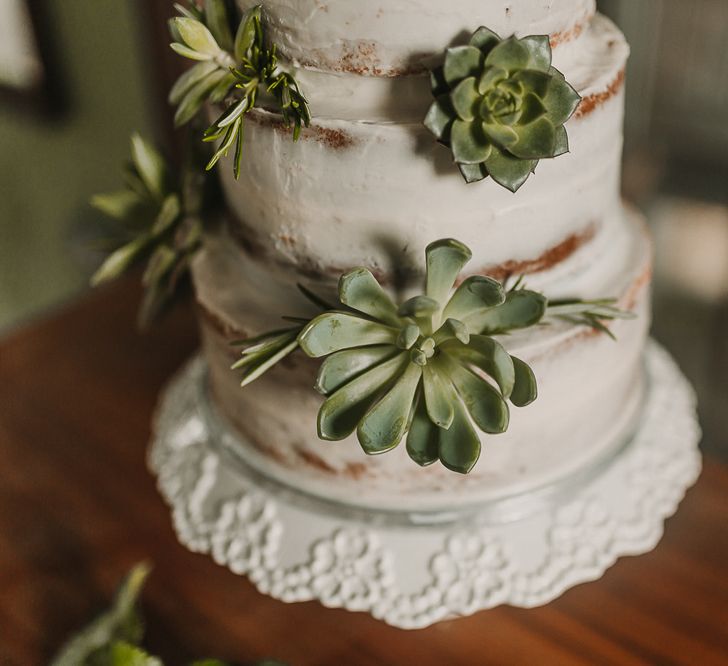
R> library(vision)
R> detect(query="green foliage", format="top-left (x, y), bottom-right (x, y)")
top-left (231, 240), bottom-right (632, 474)
top-left (169, 1), bottom-right (310, 179)
top-left (90, 133), bottom-right (209, 328)
top-left (51, 563), bottom-right (285, 666)
top-left (50, 563), bottom-right (153, 666)
top-left (424, 28), bottom-right (581, 191)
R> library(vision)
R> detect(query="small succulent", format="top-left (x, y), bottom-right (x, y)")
top-left (169, 1), bottom-right (310, 178)
top-left (424, 27), bottom-right (581, 191)
top-left (91, 132), bottom-right (215, 327)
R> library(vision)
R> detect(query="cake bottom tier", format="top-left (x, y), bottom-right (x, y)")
top-left (196, 209), bottom-right (652, 512)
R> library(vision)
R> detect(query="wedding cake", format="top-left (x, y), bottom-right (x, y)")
top-left (91, 0), bottom-right (701, 627)
top-left (189, 0), bottom-right (649, 510)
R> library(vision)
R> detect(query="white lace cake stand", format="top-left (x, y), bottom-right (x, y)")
top-left (148, 340), bottom-right (701, 629)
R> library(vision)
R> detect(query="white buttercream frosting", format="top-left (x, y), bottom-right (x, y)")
top-left (187, 8), bottom-right (651, 510)
top-left (237, 0), bottom-right (595, 75)
top-left (194, 208), bottom-right (651, 510)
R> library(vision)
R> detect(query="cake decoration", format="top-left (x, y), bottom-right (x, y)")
top-left (424, 27), bottom-right (581, 190)
top-left (232, 240), bottom-right (632, 474)
top-left (169, 2), bottom-right (310, 178)
top-left (90, 133), bottom-right (214, 326)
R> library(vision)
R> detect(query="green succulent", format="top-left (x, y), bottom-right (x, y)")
top-left (169, 1), bottom-right (310, 178)
top-left (424, 27), bottom-right (581, 191)
top-left (232, 240), bottom-right (632, 474)
top-left (295, 240), bottom-right (545, 474)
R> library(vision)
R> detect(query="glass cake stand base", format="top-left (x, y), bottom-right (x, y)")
top-left (148, 340), bottom-right (701, 629)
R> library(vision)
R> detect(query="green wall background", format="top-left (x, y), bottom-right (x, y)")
top-left (0, 1), bottom-right (154, 330)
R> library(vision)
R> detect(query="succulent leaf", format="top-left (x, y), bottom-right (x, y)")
top-left (442, 335), bottom-right (515, 399)
top-left (443, 275), bottom-right (505, 321)
top-left (542, 72), bottom-right (582, 125)
top-left (315, 345), bottom-right (399, 395)
top-left (406, 394), bottom-right (440, 466)
top-left (451, 77), bottom-right (481, 121)
top-left (234, 5), bottom-right (261, 61)
top-left (425, 239), bottom-right (473, 307)
top-left (424, 96), bottom-right (454, 140)
top-left (397, 295), bottom-right (440, 320)
top-left (203, 0), bottom-right (233, 52)
top-left (469, 26), bottom-right (501, 53)
top-left (510, 355), bottom-right (538, 406)
top-left (521, 35), bottom-right (552, 72)
top-left (443, 45), bottom-right (484, 85)
top-left (173, 17), bottom-right (222, 56)
top-left (451, 119), bottom-right (493, 164)
top-left (338, 268), bottom-right (400, 326)
top-left (509, 116), bottom-right (557, 159)
top-left (438, 397), bottom-right (481, 474)
top-left (423, 363), bottom-right (457, 429)
top-left (299, 312), bottom-right (399, 357)
top-left (484, 37), bottom-right (531, 72)
top-left (449, 363), bottom-right (510, 434)
top-left (168, 60), bottom-right (219, 105)
top-left (357, 362), bottom-right (422, 454)
top-left (484, 148), bottom-right (537, 192)
top-left (317, 352), bottom-right (408, 440)
top-left (467, 289), bottom-right (547, 333)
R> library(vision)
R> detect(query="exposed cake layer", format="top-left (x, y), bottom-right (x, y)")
top-left (193, 207), bottom-right (652, 511)
top-left (237, 0), bottom-right (595, 75)
top-left (218, 14), bottom-right (628, 282)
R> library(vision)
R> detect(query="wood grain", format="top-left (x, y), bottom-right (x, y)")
top-left (0, 279), bottom-right (727, 666)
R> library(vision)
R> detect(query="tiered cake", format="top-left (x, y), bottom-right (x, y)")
top-left (190, 0), bottom-right (651, 511)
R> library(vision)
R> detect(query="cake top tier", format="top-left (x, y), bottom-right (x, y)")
top-left (237, 0), bottom-right (596, 75)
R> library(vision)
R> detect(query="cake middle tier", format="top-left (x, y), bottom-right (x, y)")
top-left (219, 14), bottom-right (628, 278)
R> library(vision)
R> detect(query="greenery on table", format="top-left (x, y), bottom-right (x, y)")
top-left (424, 27), bottom-right (581, 190)
top-left (90, 132), bottom-right (218, 327)
top-left (232, 239), bottom-right (633, 474)
top-left (51, 563), bottom-right (287, 666)
top-left (169, 1), bottom-right (310, 178)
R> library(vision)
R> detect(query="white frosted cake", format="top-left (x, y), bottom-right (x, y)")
top-left (185, 0), bottom-right (651, 511)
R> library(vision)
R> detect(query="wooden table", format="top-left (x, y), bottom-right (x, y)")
top-left (2, 279), bottom-right (727, 666)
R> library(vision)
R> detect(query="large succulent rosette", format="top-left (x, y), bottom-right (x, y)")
top-left (297, 240), bottom-right (545, 474)
top-left (424, 28), bottom-right (581, 191)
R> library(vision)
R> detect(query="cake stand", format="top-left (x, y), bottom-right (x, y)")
top-left (148, 340), bottom-right (701, 629)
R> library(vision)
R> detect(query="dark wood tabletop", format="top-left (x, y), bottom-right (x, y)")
top-left (2, 278), bottom-right (727, 666)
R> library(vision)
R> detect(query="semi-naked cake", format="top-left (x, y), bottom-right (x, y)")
top-left (188, 0), bottom-right (652, 511)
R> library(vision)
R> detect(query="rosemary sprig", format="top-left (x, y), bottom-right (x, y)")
top-left (546, 298), bottom-right (636, 340)
top-left (169, 1), bottom-right (310, 179)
